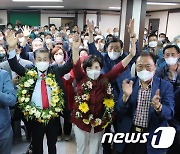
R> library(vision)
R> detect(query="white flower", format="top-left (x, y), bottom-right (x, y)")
top-left (35, 111), bottom-right (41, 118)
top-left (81, 94), bottom-right (89, 101)
top-left (24, 82), bottom-right (31, 88)
top-left (25, 105), bottom-right (31, 111)
top-left (75, 111), bottom-right (81, 117)
top-left (25, 98), bottom-right (30, 103)
top-left (89, 114), bottom-right (94, 120)
top-left (86, 81), bottom-right (93, 89)
top-left (47, 115), bottom-right (51, 119)
top-left (95, 118), bottom-right (102, 125)
top-left (22, 90), bottom-right (27, 94)
top-left (49, 111), bottom-right (54, 115)
top-left (55, 108), bottom-right (61, 112)
top-left (28, 79), bottom-right (34, 85)
top-left (29, 107), bottom-right (36, 115)
top-left (21, 97), bottom-right (25, 102)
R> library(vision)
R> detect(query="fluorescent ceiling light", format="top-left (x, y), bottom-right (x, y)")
top-left (12, 0), bottom-right (63, 2)
top-left (147, 2), bottom-right (178, 6)
top-left (28, 6), bottom-right (64, 8)
top-left (108, 7), bottom-right (121, 10)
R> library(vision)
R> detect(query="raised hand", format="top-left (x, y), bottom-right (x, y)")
top-left (122, 79), bottom-right (133, 101)
top-left (151, 89), bottom-right (162, 111)
top-left (72, 33), bottom-right (81, 50)
top-left (22, 25), bottom-right (31, 38)
top-left (5, 30), bottom-right (18, 51)
top-left (129, 37), bottom-right (136, 57)
top-left (127, 19), bottom-right (135, 37)
top-left (87, 19), bottom-right (94, 34)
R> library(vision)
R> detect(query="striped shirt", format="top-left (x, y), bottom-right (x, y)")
top-left (134, 83), bottom-right (152, 128)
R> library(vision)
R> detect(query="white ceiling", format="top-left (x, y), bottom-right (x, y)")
top-left (0, 0), bottom-right (180, 11)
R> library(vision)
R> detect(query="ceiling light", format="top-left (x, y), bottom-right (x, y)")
top-left (28, 6), bottom-right (64, 8)
top-left (108, 7), bottom-right (121, 10)
top-left (12, 0), bottom-right (63, 2)
top-left (147, 2), bottom-right (178, 6)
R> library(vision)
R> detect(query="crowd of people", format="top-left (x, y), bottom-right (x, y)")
top-left (0, 18), bottom-right (179, 154)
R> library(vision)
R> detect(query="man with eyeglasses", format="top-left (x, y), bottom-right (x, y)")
top-left (115, 52), bottom-right (174, 154)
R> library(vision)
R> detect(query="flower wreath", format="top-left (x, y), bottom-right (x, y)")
top-left (17, 69), bottom-right (64, 124)
top-left (75, 79), bottom-right (115, 129)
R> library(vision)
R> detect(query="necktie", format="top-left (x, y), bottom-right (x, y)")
top-left (41, 73), bottom-right (49, 109)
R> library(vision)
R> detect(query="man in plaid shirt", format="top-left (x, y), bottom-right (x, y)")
top-left (115, 52), bottom-right (174, 154)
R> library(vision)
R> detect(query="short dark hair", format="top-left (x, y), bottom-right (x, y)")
top-left (148, 33), bottom-right (158, 40)
top-left (136, 52), bottom-right (157, 64)
top-left (159, 33), bottom-right (166, 37)
top-left (163, 44), bottom-right (180, 54)
top-left (79, 48), bottom-right (88, 55)
top-left (34, 48), bottom-right (51, 60)
top-left (106, 36), bottom-right (123, 49)
top-left (82, 55), bottom-right (103, 72)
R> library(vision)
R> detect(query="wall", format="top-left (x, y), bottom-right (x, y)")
top-left (145, 11), bottom-right (168, 34)
top-left (166, 12), bottom-right (180, 41)
top-left (40, 10), bottom-right (75, 27)
top-left (99, 13), bottom-right (120, 35)
top-left (0, 10), bottom-right (7, 25)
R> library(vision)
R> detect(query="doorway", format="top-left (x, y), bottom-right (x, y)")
top-left (148, 19), bottom-right (160, 35)
top-left (49, 17), bottom-right (75, 30)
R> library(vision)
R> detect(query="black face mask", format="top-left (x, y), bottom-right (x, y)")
top-left (0, 53), bottom-right (6, 60)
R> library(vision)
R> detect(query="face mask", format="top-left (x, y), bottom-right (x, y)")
top-left (163, 44), bottom-right (167, 48)
top-left (0, 53), bottom-right (5, 59)
top-left (35, 62), bottom-right (49, 72)
top-left (66, 32), bottom-right (70, 36)
top-left (100, 43), bottom-right (105, 49)
top-left (19, 37), bottom-right (24, 43)
top-left (69, 38), bottom-right (73, 43)
top-left (83, 40), bottom-right (88, 46)
top-left (114, 32), bottom-right (119, 37)
top-left (54, 55), bottom-right (64, 63)
top-left (0, 36), bottom-right (4, 40)
top-left (137, 70), bottom-right (154, 82)
top-left (46, 39), bottom-right (52, 44)
top-left (144, 31), bottom-right (148, 35)
top-left (15, 28), bottom-right (19, 31)
top-left (81, 36), bottom-right (84, 40)
top-left (8, 26), bottom-right (12, 29)
top-left (16, 53), bottom-right (20, 60)
top-left (87, 70), bottom-right (101, 80)
top-left (108, 51), bottom-right (121, 60)
top-left (165, 57), bottom-right (178, 65)
top-left (95, 28), bottom-right (99, 32)
top-left (177, 43), bottom-right (180, 49)
top-left (45, 30), bottom-right (49, 33)
top-left (34, 31), bottom-right (39, 35)
top-left (158, 38), bottom-right (165, 42)
top-left (149, 41), bottom-right (157, 48)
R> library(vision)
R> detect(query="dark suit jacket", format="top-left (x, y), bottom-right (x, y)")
top-left (115, 76), bottom-right (175, 154)
top-left (8, 54), bottom-right (73, 109)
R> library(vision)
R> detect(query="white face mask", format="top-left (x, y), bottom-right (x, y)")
top-left (34, 31), bottom-right (39, 35)
top-left (66, 32), bottom-right (70, 36)
top-left (19, 37), bottom-right (24, 43)
top-left (158, 38), bottom-right (165, 42)
top-left (100, 43), bottom-right (105, 49)
top-left (0, 36), bottom-right (4, 40)
top-left (149, 41), bottom-right (157, 48)
top-left (165, 57), bottom-right (178, 65)
top-left (83, 40), bottom-right (88, 47)
top-left (54, 55), bottom-right (64, 63)
top-left (46, 39), bottom-right (52, 44)
top-left (108, 51), bottom-right (121, 60)
top-left (114, 32), bottom-right (119, 37)
top-left (87, 70), bottom-right (101, 80)
top-left (144, 31), bottom-right (148, 35)
top-left (177, 43), bottom-right (180, 49)
top-left (16, 53), bottom-right (20, 60)
top-left (81, 36), bottom-right (84, 40)
top-left (137, 70), bottom-right (154, 82)
top-left (69, 38), bottom-right (73, 43)
top-left (35, 62), bottom-right (49, 72)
